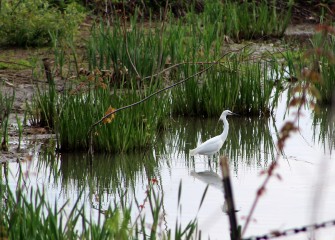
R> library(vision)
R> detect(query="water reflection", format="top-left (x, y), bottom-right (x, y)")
top-left (4, 104), bottom-right (335, 239)
top-left (190, 170), bottom-right (222, 190)
top-left (313, 106), bottom-right (335, 152)
top-left (162, 116), bottom-right (276, 171)
top-left (33, 115), bottom-right (276, 212)
top-left (36, 148), bottom-right (162, 210)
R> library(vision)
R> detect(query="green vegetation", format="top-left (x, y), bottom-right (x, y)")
top-left (25, 66), bottom-right (167, 153)
top-left (20, 0), bottom-right (290, 153)
top-left (0, 0), bottom-right (85, 46)
top-left (310, 29), bottom-right (335, 105)
top-left (172, 57), bottom-right (277, 117)
top-left (280, 26), bottom-right (335, 106)
top-left (0, 86), bottom-right (14, 151)
top-left (87, 16), bottom-right (171, 81)
top-left (1, 1), bottom-right (335, 239)
top-left (0, 167), bottom-right (201, 239)
top-left (192, 0), bottom-right (293, 41)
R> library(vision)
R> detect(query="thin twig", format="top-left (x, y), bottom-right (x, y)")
top-left (154, 0), bottom-right (169, 80)
top-left (122, 0), bottom-right (141, 79)
top-left (142, 61), bottom-right (226, 80)
top-left (242, 82), bottom-right (309, 237)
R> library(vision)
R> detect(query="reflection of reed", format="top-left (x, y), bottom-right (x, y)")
top-left (228, 117), bottom-right (275, 167)
top-left (37, 149), bottom-right (162, 208)
top-left (313, 106), bottom-right (335, 151)
top-left (162, 116), bottom-right (275, 170)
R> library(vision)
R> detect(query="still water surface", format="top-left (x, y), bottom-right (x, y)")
top-left (4, 96), bottom-right (335, 239)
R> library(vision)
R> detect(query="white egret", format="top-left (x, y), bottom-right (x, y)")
top-left (189, 110), bottom-right (237, 158)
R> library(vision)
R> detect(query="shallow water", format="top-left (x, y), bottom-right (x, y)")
top-left (3, 92), bottom-right (335, 239)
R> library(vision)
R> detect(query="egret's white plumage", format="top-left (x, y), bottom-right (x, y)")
top-left (189, 110), bottom-right (236, 157)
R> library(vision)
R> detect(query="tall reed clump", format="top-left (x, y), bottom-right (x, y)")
top-left (0, 87), bottom-right (14, 151)
top-left (283, 26), bottom-right (335, 106)
top-left (87, 13), bottom-right (173, 82)
top-left (309, 26), bottom-right (335, 105)
top-left (195, 0), bottom-right (293, 41)
top-left (57, 71), bottom-right (168, 153)
top-left (172, 55), bottom-right (277, 117)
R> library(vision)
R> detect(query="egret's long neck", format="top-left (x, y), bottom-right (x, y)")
top-left (220, 117), bottom-right (229, 142)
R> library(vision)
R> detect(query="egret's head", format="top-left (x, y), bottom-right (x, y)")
top-left (219, 110), bottom-right (236, 121)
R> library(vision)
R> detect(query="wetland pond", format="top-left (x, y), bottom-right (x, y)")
top-left (3, 91), bottom-right (335, 239)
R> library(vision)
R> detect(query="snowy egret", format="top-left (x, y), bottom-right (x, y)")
top-left (189, 110), bottom-right (237, 158)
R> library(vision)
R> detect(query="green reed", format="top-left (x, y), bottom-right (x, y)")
top-left (87, 14), bottom-right (172, 81)
top-left (16, 114), bottom-right (23, 151)
top-left (172, 55), bottom-right (277, 117)
top-left (281, 29), bottom-right (335, 106)
top-left (0, 87), bottom-right (14, 151)
top-left (35, 81), bottom-right (57, 129)
top-left (30, 1), bottom-right (292, 153)
top-left (56, 75), bottom-right (168, 153)
top-left (195, 0), bottom-right (293, 41)
top-left (310, 31), bottom-right (335, 105)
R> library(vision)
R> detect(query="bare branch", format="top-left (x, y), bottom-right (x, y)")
top-left (122, 0), bottom-right (141, 79)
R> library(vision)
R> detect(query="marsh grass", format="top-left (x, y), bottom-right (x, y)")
top-left (30, 0), bottom-right (291, 152)
top-left (16, 114), bottom-right (23, 151)
top-left (310, 30), bottom-right (335, 105)
top-left (0, 164), bottom-right (201, 239)
top-left (0, 87), bottom-right (14, 151)
top-left (57, 74), bottom-right (168, 153)
top-left (192, 0), bottom-right (292, 41)
top-left (87, 14), bottom-right (172, 84)
top-left (35, 81), bottom-right (57, 129)
top-left (281, 28), bottom-right (335, 106)
top-left (172, 57), bottom-right (277, 117)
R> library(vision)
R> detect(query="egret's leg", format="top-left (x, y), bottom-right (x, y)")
top-left (208, 155), bottom-right (215, 170)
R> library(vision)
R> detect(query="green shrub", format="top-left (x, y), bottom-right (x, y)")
top-left (0, 0), bottom-right (85, 46)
